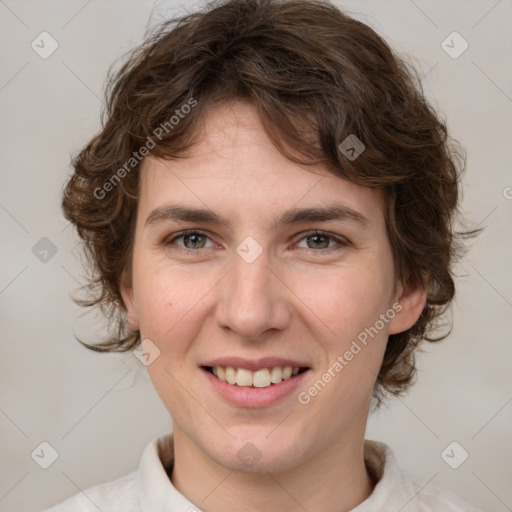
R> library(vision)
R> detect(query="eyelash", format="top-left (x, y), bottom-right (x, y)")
top-left (164, 229), bottom-right (349, 254)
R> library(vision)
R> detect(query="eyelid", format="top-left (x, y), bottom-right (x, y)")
top-left (293, 229), bottom-right (350, 250)
top-left (165, 229), bottom-right (217, 248)
top-left (165, 229), bottom-right (350, 253)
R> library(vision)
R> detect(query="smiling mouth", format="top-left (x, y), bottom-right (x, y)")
top-left (203, 365), bottom-right (309, 388)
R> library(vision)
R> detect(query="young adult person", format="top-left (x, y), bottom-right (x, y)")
top-left (44, 1), bottom-right (481, 510)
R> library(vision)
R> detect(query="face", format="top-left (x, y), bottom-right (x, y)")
top-left (121, 101), bottom-right (425, 473)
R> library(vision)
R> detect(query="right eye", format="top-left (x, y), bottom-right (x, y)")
top-left (165, 230), bottom-right (216, 251)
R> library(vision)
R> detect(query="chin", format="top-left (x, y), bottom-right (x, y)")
top-left (210, 432), bottom-right (308, 474)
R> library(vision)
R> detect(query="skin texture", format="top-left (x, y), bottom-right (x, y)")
top-left (121, 101), bottom-right (426, 512)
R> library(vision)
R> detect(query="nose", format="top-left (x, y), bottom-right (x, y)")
top-left (214, 248), bottom-right (292, 341)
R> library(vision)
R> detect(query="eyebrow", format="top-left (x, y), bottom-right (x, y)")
top-left (144, 203), bottom-right (370, 230)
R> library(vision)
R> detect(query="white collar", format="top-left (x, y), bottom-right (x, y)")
top-left (134, 432), bottom-right (479, 512)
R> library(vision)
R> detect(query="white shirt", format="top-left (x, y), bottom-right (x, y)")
top-left (42, 432), bottom-right (482, 511)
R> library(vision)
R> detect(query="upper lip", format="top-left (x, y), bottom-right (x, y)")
top-left (201, 357), bottom-right (310, 371)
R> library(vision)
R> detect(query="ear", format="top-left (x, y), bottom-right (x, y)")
top-left (120, 268), bottom-right (140, 331)
top-left (388, 275), bottom-right (427, 335)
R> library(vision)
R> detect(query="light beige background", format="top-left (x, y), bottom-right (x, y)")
top-left (0, 0), bottom-right (511, 510)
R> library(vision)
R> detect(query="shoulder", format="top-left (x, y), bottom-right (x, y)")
top-left (398, 471), bottom-right (483, 511)
top-left (39, 431), bottom-right (179, 512)
top-left (360, 440), bottom-right (483, 512)
top-left (41, 471), bottom-right (139, 512)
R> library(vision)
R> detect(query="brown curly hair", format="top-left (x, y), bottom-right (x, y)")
top-left (62, 0), bottom-right (475, 399)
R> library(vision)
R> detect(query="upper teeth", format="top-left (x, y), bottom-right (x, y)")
top-left (212, 366), bottom-right (300, 388)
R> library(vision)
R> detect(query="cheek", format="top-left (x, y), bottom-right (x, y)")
top-left (291, 259), bottom-right (394, 407)
top-left (291, 262), bottom-right (394, 342)
top-left (132, 262), bottom-right (205, 336)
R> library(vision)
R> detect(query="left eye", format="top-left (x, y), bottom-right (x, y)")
top-left (294, 231), bottom-right (347, 251)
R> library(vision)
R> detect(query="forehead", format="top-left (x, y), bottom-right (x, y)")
top-left (137, 101), bottom-right (385, 230)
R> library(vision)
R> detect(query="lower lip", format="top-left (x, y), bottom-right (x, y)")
top-left (202, 368), bottom-right (310, 408)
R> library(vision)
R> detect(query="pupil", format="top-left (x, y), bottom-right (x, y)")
top-left (185, 234), bottom-right (204, 249)
top-left (309, 235), bottom-right (328, 249)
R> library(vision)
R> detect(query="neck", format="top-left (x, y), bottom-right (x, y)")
top-left (170, 428), bottom-right (374, 512)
